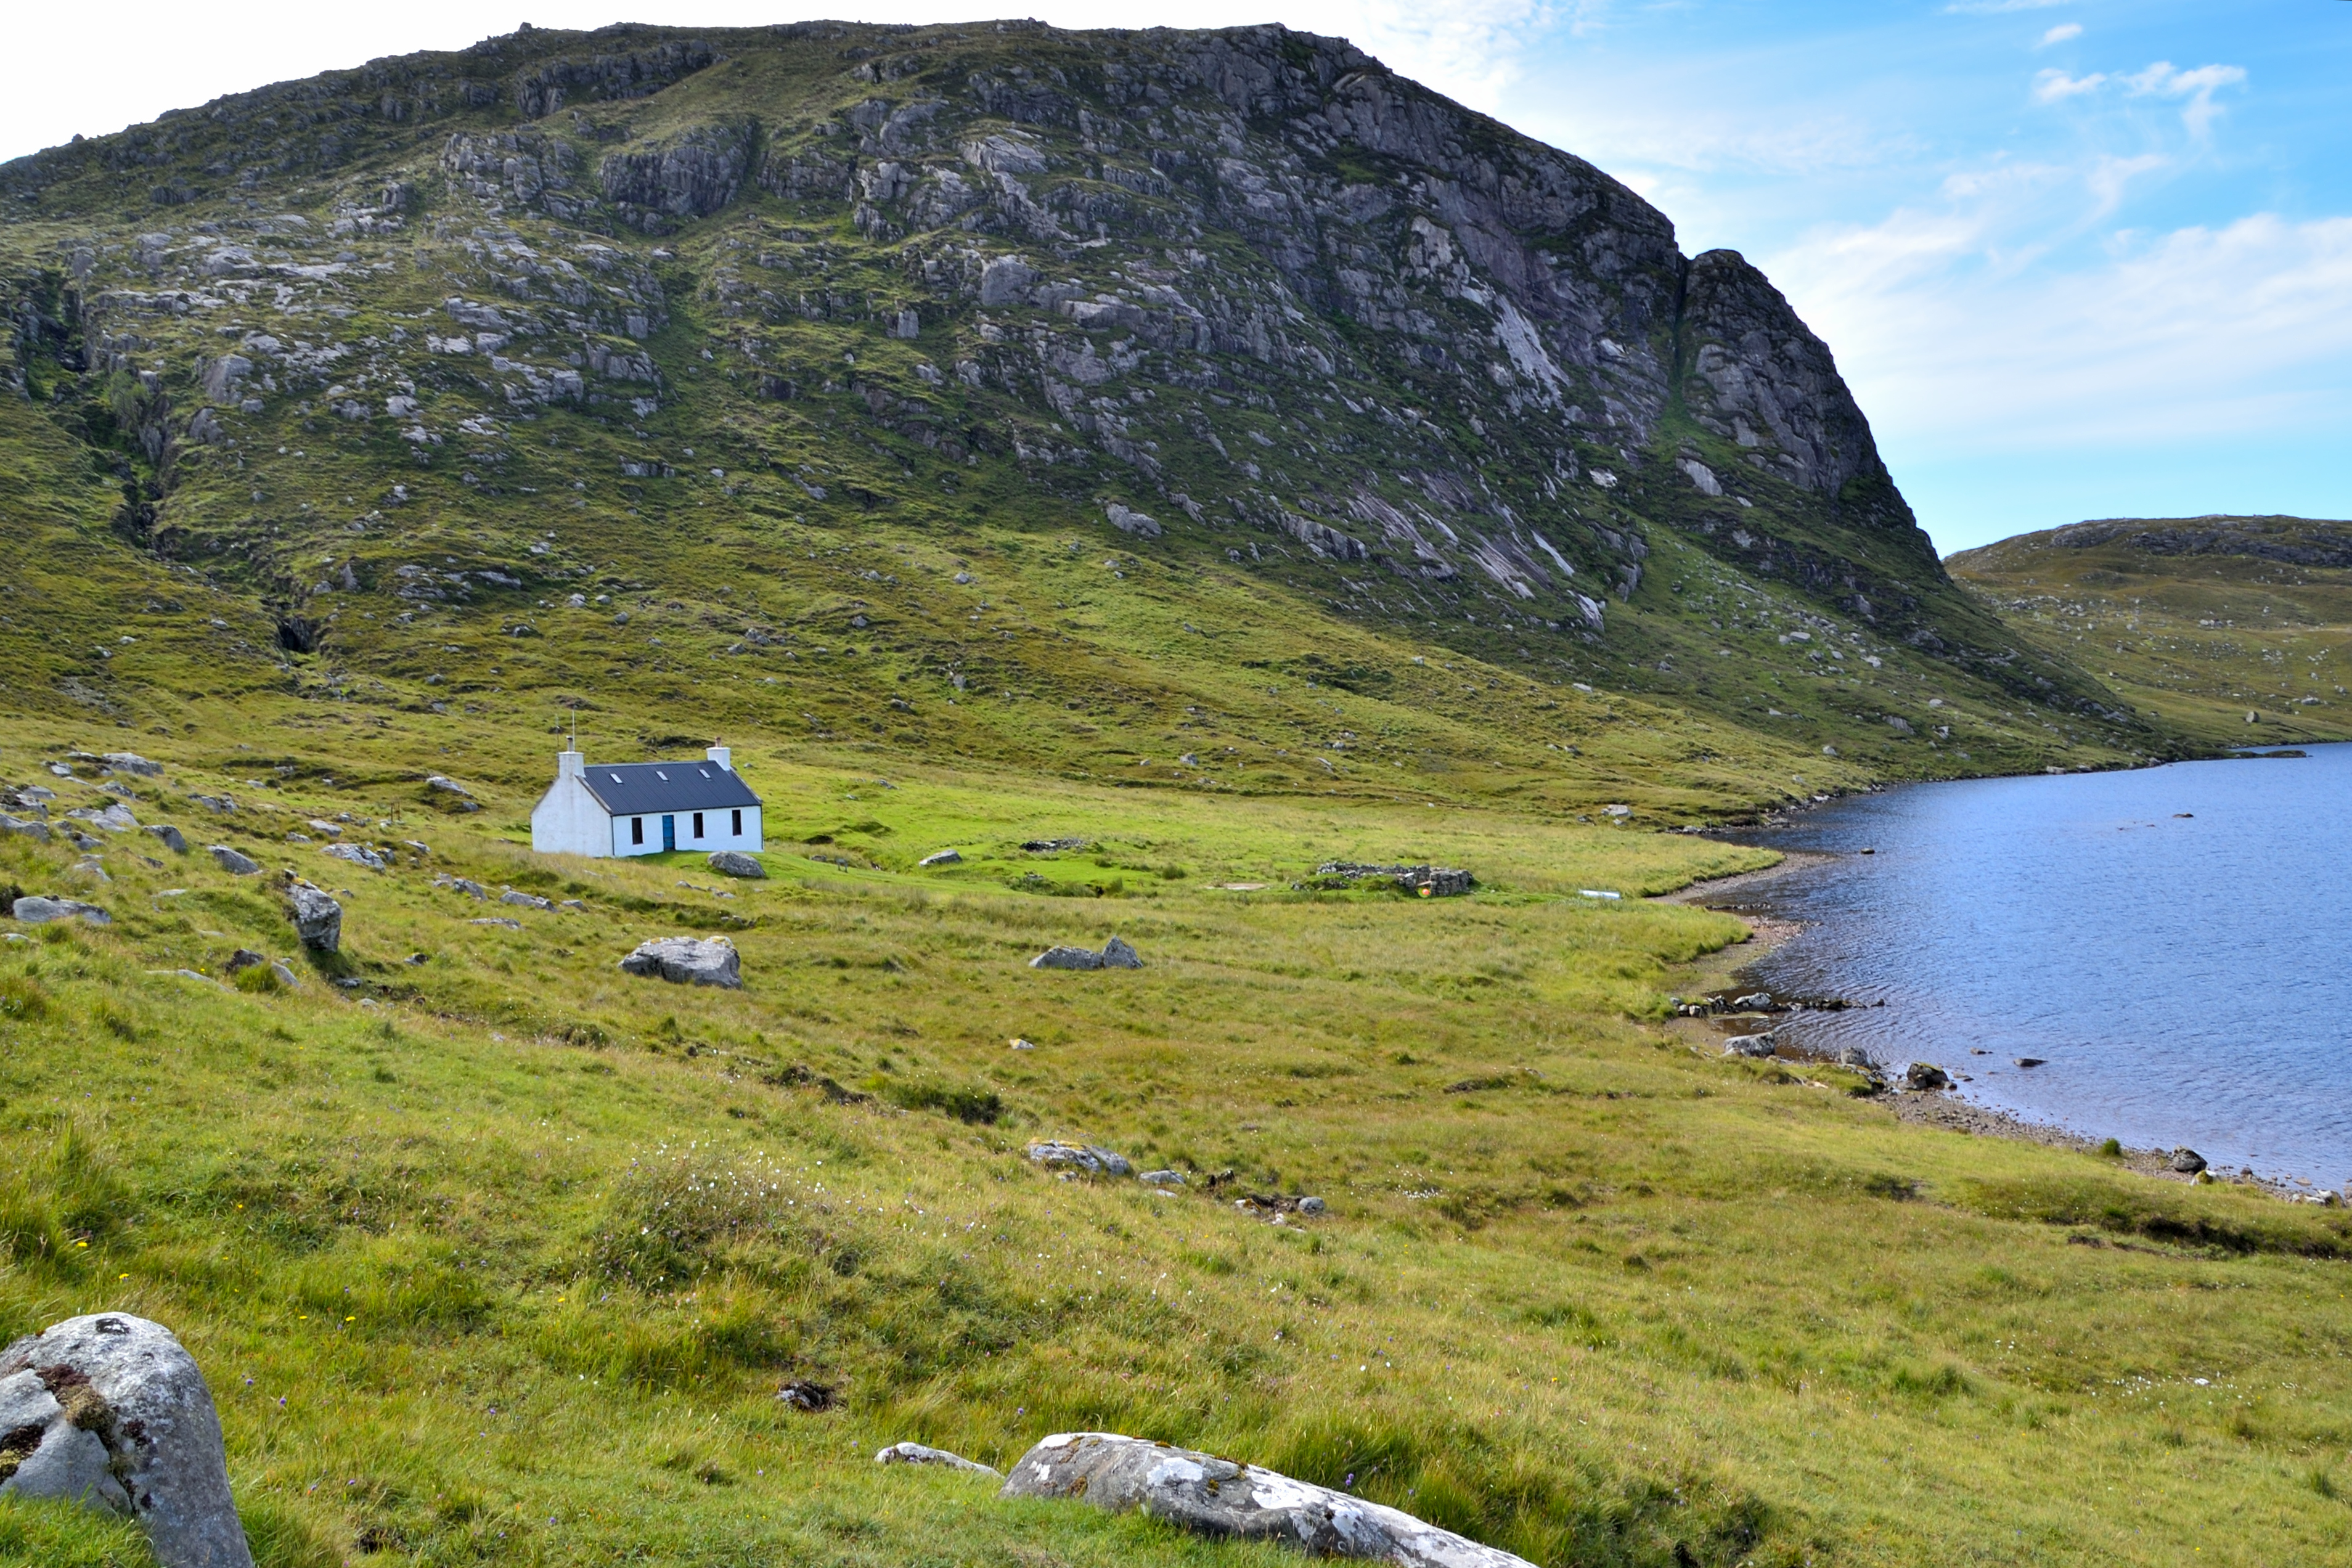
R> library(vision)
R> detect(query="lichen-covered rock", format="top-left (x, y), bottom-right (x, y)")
top-left (1031, 938), bottom-right (1143, 970)
top-left (708, 850), bottom-right (765, 878)
top-left (1000, 1432), bottom-right (1532, 1567)
top-left (876, 1441), bottom-right (1000, 1476)
top-left (1027, 1141), bottom-right (1132, 1177)
top-left (287, 882), bottom-right (341, 951)
top-left (10, 896), bottom-right (110, 926)
top-left (619, 934), bottom-right (741, 987)
top-left (0, 1313), bottom-right (254, 1568)
top-left (600, 120), bottom-right (756, 232)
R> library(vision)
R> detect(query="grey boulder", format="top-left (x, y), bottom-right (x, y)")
top-left (1905, 1063), bottom-right (1950, 1092)
top-left (1027, 1141), bottom-right (1132, 1178)
top-left (10, 896), bottom-right (110, 926)
top-left (1722, 1034), bottom-right (1776, 1058)
top-left (287, 883), bottom-right (342, 952)
top-left (2171, 1148), bottom-right (2208, 1175)
top-left (918, 849), bottom-right (962, 867)
top-left (1, 814), bottom-right (53, 843)
top-left (619, 934), bottom-right (741, 988)
top-left (1000, 1432), bottom-right (1532, 1568)
top-left (1139, 1169), bottom-right (1188, 1187)
top-left (0, 1313), bottom-right (254, 1568)
top-left (1029, 937), bottom-right (1144, 971)
top-left (875, 1441), bottom-right (1000, 1476)
top-left (208, 846), bottom-right (259, 875)
top-left (321, 843), bottom-right (387, 870)
top-left (708, 850), bottom-right (765, 879)
top-left (101, 753), bottom-right (165, 777)
top-left (147, 824), bottom-right (189, 853)
top-left (500, 889), bottom-right (553, 910)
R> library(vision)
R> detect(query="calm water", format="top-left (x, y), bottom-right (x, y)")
top-left (1728, 744), bottom-right (2352, 1187)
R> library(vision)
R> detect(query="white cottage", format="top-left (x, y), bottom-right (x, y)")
top-left (531, 745), bottom-right (764, 859)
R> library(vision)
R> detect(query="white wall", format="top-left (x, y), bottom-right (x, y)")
top-left (608, 811), bottom-right (665, 857)
top-left (529, 768), bottom-right (610, 857)
top-left (606, 804), bottom-right (762, 856)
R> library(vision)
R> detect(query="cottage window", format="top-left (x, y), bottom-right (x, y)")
top-left (732, 809), bottom-right (743, 836)
top-left (692, 811), bottom-right (705, 839)
top-left (631, 817), bottom-right (643, 845)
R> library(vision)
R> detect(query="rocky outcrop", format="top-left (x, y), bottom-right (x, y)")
top-left (619, 934), bottom-right (741, 987)
top-left (708, 850), bottom-right (764, 878)
top-left (1000, 1432), bottom-right (1533, 1567)
top-left (1026, 1141), bottom-right (1132, 1177)
top-left (1676, 249), bottom-right (1884, 496)
top-left (1029, 936), bottom-right (1143, 970)
top-left (0, 1313), bottom-right (254, 1568)
top-left (600, 121), bottom-right (756, 233)
top-left (513, 39), bottom-right (722, 120)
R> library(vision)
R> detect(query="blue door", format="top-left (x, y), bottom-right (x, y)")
top-left (661, 814), bottom-right (676, 851)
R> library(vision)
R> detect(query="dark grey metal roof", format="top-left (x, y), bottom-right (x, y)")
top-left (578, 761), bottom-right (761, 817)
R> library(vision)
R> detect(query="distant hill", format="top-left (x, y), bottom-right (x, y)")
top-left (1950, 516), bottom-right (2352, 746)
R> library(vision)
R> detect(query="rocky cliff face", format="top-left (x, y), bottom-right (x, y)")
top-left (0, 20), bottom-right (2155, 782)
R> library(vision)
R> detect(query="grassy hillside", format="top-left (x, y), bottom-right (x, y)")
top-left (5, 22), bottom-right (2334, 1568)
top-left (0, 20), bottom-right (2170, 804)
top-left (1950, 516), bottom-right (2352, 748)
top-left (7, 718), bottom-right (2352, 1567)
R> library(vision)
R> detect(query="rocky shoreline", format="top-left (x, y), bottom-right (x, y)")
top-left (1659, 849), bottom-right (2342, 1206)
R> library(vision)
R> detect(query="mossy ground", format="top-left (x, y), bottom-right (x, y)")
top-left (4, 713), bottom-right (2352, 1568)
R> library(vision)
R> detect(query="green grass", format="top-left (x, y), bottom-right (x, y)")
top-left (4, 721), bottom-right (2352, 1567)
top-left (0, 22), bottom-right (2325, 1567)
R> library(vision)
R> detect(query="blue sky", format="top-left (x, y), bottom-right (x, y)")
top-left (10, 1), bottom-right (2348, 552)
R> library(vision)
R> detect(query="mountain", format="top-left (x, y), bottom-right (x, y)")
top-left (1950, 515), bottom-right (2352, 748)
top-left (1, 20), bottom-right (2173, 813)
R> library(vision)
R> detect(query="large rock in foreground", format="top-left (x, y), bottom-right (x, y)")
top-left (708, 850), bottom-right (765, 879)
top-left (619, 934), bottom-right (741, 987)
top-left (1000, 1432), bottom-right (1531, 1567)
top-left (0, 1313), bottom-right (254, 1568)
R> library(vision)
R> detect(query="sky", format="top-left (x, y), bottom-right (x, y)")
top-left (4, 2), bottom-right (2346, 553)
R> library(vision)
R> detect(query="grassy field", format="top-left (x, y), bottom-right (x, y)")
top-left (6, 714), bottom-right (2352, 1568)
top-left (1951, 517), bottom-right (2352, 749)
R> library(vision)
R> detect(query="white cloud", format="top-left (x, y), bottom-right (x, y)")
top-left (1944, 0), bottom-right (2070, 12)
top-left (2038, 23), bottom-right (2084, 47)
top-left (2086, 153), bottom-right (2168, 217)
top-left (1769, 207), bottom-right (2352, 459)
top-left (2125, 60), bottom-right (2248, 137)
top-left (2033, 68), bottom-right (2106, 103)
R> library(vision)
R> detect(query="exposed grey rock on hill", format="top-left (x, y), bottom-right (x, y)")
top-left (0, 18), bottom-right (2162, 783)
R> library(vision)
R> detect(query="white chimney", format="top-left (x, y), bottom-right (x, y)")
top-left (557, 748), bottom-right (584, 779)
top-left (706, 745), bottom-right (732, 772)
